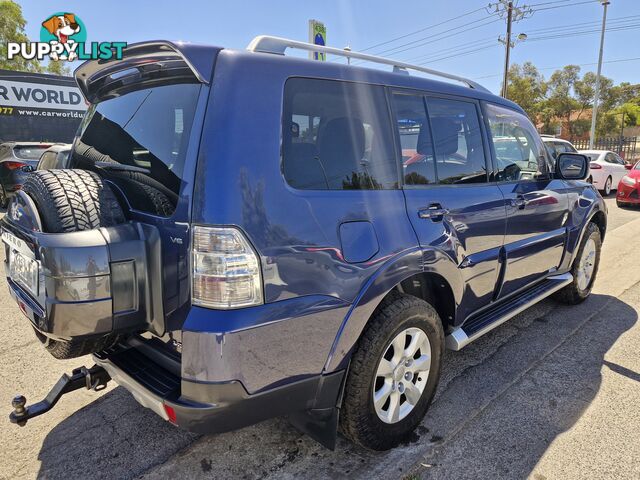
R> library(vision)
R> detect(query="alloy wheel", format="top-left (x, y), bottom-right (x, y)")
top-left (373, 327), bottom-right (431, 424)
top-left (577, 238), bottom-right (597, 291)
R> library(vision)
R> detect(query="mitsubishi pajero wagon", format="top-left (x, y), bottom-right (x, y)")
top-left (3, 37), bottom-right (605, 450)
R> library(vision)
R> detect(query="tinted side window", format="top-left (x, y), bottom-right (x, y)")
top-left (426, 98), bottom-right (487, 184)
top-left (485, 103), bottom-right (548, 182)
top-left (283, 79), bottom-right (398, 190)
top-left (392, 93), bottom-right (436, 185)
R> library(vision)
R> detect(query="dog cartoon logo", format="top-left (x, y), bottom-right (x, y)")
top-left (40, 13), bottom-right (86, 61)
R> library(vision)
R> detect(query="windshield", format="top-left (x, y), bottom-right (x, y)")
top-left (72, 82), bottom-right (201, 216)
top-left (585, 153), bottom-right (601, 162)
top-left (14, 145), bottom-right (49, 160)
top-left (634, 162), bottom-right (640, 170)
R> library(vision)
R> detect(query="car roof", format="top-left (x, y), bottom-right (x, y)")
top-left (579, 150), bottom-right (609, 154)
top-left (43, 143), bottom-right (72, 152)
top-left (541, 137), bottom-right (573, 143)
top-left (215, 48), bottom-right (526, 115)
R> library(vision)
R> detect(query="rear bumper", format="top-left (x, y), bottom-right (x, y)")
top-left (93, 338), bottom-right (345, 434)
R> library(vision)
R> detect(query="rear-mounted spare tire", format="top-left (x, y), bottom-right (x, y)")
top-left (22, 169), bottom-right (126, 359)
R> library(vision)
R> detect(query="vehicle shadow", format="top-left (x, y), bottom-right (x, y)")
top-left (35, 293), bottom-right (637, 479)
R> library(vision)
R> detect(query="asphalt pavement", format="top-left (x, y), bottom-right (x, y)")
top-left (0, 196), bottom-right (638, 480)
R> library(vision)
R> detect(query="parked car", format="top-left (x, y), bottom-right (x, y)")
top-left (540, 135), bottom-right (578, 162)
top-left (579, 149), bottom-right (627, 195)
top-left (0, 142), bottom-right (51, 207)
top-left (2, 38), bottom-right (605, 451)
top-left (36, 144), bottom-right (73, 171)
top-left (616, 160), bottom-right (640, 207)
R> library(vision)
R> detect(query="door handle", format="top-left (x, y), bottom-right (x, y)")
top-left (418, 204), bottom-right (449, 221)
top-left (513, 195), bottom-right (528, 209)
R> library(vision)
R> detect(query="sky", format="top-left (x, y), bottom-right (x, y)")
top-left (16, 0), bottom-right (640, 94)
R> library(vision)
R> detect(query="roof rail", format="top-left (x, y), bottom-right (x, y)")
top-left (246, 35), bottom-right (490, 93)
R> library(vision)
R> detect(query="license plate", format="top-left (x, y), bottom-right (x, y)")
top-left (5, 234), bottom-right (39, 296)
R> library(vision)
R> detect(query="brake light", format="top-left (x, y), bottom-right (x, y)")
top-left (589, 163), bottom-right (602, 169)
top-left (192, 226), bottom-right (263, 309)
top-left (5, 161), bottom-right (27, 170)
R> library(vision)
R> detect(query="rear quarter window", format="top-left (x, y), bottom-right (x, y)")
top-left (282, 78), bottom-right (398, 190)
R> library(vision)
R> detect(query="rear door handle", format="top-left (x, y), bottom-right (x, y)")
top-left (418, 204), bottom-right (449, 221)
top-left (513, 195), bottom-right (528, 209)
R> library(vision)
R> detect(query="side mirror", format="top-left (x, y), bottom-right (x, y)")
top-left (21, 165), bottom-right (35, 173)
top-left (556, 153), bottom-right (589, 180)
top-left (625, 163), bottom-right (632, 170)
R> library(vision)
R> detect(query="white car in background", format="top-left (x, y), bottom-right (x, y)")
top-left (541, 135), bottom-right (578, 161)
top-left (579, 150), bottom-right (627, 196)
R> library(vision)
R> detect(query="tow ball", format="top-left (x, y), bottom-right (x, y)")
top-left (9, 365), bottom-right (111, 426)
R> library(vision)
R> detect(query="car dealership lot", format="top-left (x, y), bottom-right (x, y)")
top-left (0, 196), bottom-right (639, 480)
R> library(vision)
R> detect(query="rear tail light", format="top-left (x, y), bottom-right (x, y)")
top-left (5, 161), bottom-right (27, 170)
top-left (589, 163), bottom-right (602, 169)
top-left (192, 226), bottom-right (263, 309)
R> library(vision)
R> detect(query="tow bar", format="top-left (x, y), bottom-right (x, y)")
top-left (9, 365), bottom-right (111, 426)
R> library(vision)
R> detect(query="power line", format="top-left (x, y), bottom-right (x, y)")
top-left (473, 56), bottom-right (640, 80)
top-left (401, 14), bottom-right (640, 65)
top-left (358, 6), bottom-right (488, 53)
top-left (354, 0), bottom-right (594, 65)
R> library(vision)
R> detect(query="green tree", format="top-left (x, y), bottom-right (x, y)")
top-left (506, 62), bottom-right (547, 117)
top-left (0, 0), bottom-right (70, 75)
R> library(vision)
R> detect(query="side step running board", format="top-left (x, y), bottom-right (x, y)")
top-left (446, 273), bottom-right (573, 351)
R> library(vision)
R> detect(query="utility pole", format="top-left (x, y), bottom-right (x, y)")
top-left (589, 0), bottom-right (610, 149)
top-left (502, 2), bottom-right (513, 98)
top-left (490, 1), bottom-right (533, 98)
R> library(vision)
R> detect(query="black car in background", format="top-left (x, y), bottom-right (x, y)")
top-left (0, 142), bottom-right (51, 207)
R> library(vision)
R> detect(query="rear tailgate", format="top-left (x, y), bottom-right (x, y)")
top-left (70, 42), bottom-right (220, 332)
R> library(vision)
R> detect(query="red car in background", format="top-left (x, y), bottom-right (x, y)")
top-left (616, 160), bottom-right (640, 207)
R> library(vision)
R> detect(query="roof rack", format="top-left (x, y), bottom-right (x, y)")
top-left (246, 35), bottom-right (490, 93)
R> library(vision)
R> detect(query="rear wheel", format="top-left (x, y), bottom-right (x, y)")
top-left (602, 176), bottom-right (612, 196)
top-left (0, 184), bottom-right (7, 208)
top-left (22, 169), bottom-right (125, 359)
top-left (339, 292), bottom-right (444, 450)
top-left (553, 222), bottom-right (601, 305)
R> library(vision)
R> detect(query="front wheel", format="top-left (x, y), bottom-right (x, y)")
top-left (339, 292), bottom-right (444, 450)
top-left (553, 222), bottom-right (601, 305)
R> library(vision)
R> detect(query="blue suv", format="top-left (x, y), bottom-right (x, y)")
top-left (3, 37), bottom-right (605, 451)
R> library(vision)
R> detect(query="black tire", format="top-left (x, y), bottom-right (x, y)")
top-left (140, 184), bottom-right (174, 217)
top-left (0, 184), bottom-right (7, 208)
top-left (33, 328), bottom-right (119, 360)
top-left (339, 292), bottom-right (444, 450)
top-left (601, 176), bottom-right (612, 196)
top-left (553, 222), bottom-right (601, 305)
top-left (22, 169), bottom-right (125, 233)
top-left (22, 169), bottom-right (125, 358)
